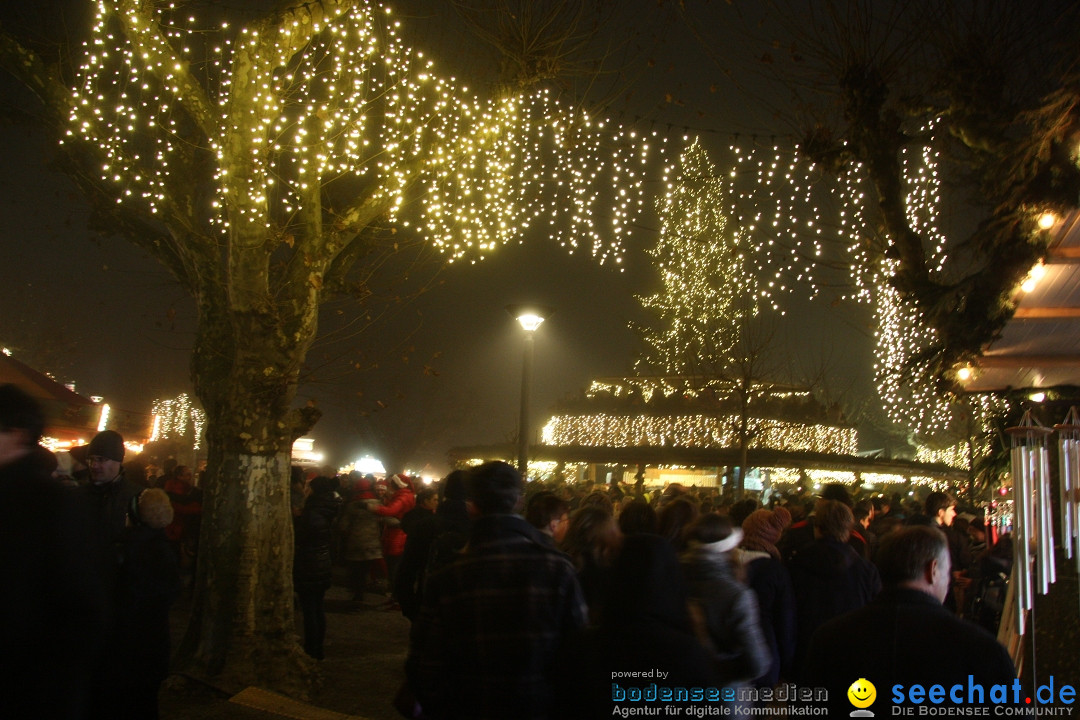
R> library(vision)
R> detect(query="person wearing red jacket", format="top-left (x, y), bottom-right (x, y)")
top-left (163, 465), bottom-right (202, 592)
top-left (368, 473), bottom-right (415, 609)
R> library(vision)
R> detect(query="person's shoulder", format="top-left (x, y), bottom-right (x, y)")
top-left (812, 597), bottom-right (877, 639)
top-left (118, 474), bottom-right (143, 498)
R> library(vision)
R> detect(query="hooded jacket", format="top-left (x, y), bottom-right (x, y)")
top-left (372, 484), bottom-right (415, 556)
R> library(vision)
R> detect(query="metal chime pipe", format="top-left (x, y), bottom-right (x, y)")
top-left (1036, 444), bottom-right (1055, 593)
top-left (1058, 436), bottom-right (1074, 561)
top-left (1011, 444), bottom-right (1031, 635)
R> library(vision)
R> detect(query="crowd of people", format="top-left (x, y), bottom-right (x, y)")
top-left (1, 379), bottom-right (1021, 719)
top-left (391, 467), bottom-right (1018, 718)
top-left (1, 385), bottom-right (181, 719)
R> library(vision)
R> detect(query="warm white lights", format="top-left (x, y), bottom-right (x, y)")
top-left (1021, 261), bottom-right (1047, 293)
top-left (541, 412), bottom-right (857, 454)
top-left (341, 455), bottom-right (386, 475)
top-left (636, 139), bottom-right (760, 375)
top-left (516, 313), bottom-right (546, 332)
top-left (97, 403), bottom-right (111, 432)
top-left (62, 0), bottom-right (1050, 459)
top-left (1038, 212), bottom-right (1057, 230)
top-left (151, 393), bottom-right (206, 450)
top-left (67, 2), bottom-right (662, 269)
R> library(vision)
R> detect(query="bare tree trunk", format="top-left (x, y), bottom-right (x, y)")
top-left (176, 445), bottom-right (309, 692)
top-left (173, 293), bottom-right (320, 693)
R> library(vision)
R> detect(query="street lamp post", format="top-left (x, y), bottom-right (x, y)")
top-left (507, 305), bottom-right (551, 479)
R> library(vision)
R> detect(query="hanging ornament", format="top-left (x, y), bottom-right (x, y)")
top-left (1054, 407), bottom-right (1080, 572)
top-left (1005, 410), bottom-right (1055, 636)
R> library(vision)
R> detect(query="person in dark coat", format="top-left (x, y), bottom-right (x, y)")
top-left (77, 430), bottom-right (144, 585)
top-left (406, 461), bottom-right (586, 720)
top-left (681, 515), bottom-right (771, 688)
top-left (75, 429), bottom-right (160, 719)
top-left (0, 384), bottom-right (106, 720)
top-left (736, 507), bottom-right (796, 688)
top-left (394, 485), bottom-right (439, 620)
top-left (560, 503), bottom-right (621, 625)
top-left (294, 475), bottom-right (343, 659)
top-left (787, 499), bottom-right (880, 680)
top-left (553, 534), bottom-right (724, 718)
top-left (113, 488), bottom-right (181, 719)
top-left (424, 469), bottom-right (472, 577)
top-left (805, 525), bottom-right (1015, 717)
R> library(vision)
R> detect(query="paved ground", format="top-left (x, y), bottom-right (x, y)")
top-left (160, 586), bottom-right (410, 720)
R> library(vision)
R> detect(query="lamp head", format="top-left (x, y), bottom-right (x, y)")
top-left (506, 304), bottom-right (554, 332)
top-left (517, 313), bottom-right (545, 331)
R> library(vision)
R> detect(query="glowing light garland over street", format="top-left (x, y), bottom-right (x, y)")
top-left (62, 0), bottom-right (1033, 454)
top-left (67, 0), bottom-right (662, 267)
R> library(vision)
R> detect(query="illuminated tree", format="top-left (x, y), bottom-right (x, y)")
top-left (1, 0), bottom-right (661, 689)
top-left (635, 139), bottom-right (760, 373)
top-left (634, 139), bottom-right (783, 493)
top-left (674, 1), bottom-right (1080, 444)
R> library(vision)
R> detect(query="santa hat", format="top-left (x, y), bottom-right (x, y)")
top-left (391, 473), bottom-right (410, 489)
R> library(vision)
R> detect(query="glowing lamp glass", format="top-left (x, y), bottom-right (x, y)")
top-left (516, 313), bottom-right (545, 332)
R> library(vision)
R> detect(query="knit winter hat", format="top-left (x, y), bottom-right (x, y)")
top-left (742, 506), bottom-right (792, 549)
top-left (136, 488), bottom-right (174, 529)
top-left (86, 430), bottom-right (126, 463)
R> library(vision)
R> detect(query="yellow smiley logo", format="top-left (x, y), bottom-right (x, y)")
top-left (847, 678), bottom-right (876, 709)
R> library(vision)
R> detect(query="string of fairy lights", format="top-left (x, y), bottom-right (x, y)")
top-left (62, 1), bottom-right (1034, 456)
top-left (541, 412), bottom-right (857, 455)
top-left (636, 139), bottom-right (759, 374)
top-left (913, 394), bottom-right (1014, 468)
top-left (150, 393), bottom-right (206, 450)
top-left (67, 1), bottom-right (663, 267)
top-left (873, 121), bottom-right (958, 436)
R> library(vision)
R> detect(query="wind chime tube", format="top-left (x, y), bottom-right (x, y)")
top-left (1060, 437), bottom-right (1074, 561)
top-left (1011, 445), bottom-right (1031, 636)
top-left (1070, 438), bottom-right (1080, 564)
top-left (1036, 444), bottom-right (1055, 592)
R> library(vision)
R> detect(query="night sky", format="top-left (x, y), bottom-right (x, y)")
top-left (0, 1), bottom-right (877, 471)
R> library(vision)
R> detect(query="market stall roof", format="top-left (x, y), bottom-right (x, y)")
top-left (0, 352), bottom-right (96, 406)
top-left (962, 211), bottom-right (1080, 392)
top-left (0, 352), bottom-right (100, 440)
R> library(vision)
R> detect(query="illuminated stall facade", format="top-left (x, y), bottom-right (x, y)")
top-left (451, 376), bottom-right (966, 492)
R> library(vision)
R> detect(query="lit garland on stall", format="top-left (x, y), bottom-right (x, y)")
top-left (587, 377), bottom-right (812, 404)
top-left (67, 1), bottom-right (663, 267)
top-left (913, 442), bottom-right (969, 469)
top-left (541, 412), bottom-right (856, 454)
top-left (764, 468), bottom-right (941, 489)
top-left (150, 393), bottom-right (206, 450)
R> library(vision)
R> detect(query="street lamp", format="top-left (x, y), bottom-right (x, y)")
top-left (507, 304), bottom-right (552, 478)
